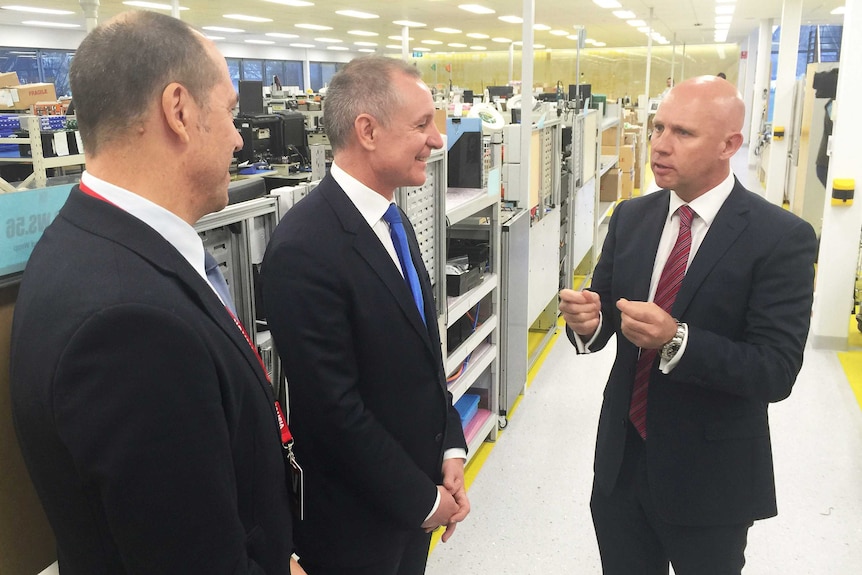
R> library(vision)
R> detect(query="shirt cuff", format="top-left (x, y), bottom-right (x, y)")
top-left (443, 448), bottom-right (467, 461)
top-left (573, 311), bottom-right (603, 353)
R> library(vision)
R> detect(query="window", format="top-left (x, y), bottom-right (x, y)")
top-left (0, 48), bottom-right (40, 84)
top-left (309, 62), bottom-right (343, 92)
top-left (40, 50), bottom-right (75, 97)
top-left (226, 58), bottom-right (241, 92)
top-left (241, 59), bottom-right (263, 82)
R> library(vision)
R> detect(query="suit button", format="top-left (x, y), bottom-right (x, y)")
top-left (621, 419), bottom-right (627, 428)
top-left (435, 433), bottom-right (443, 443)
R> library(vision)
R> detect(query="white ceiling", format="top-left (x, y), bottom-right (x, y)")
top-left (0, 0), bottom-right (847, 52)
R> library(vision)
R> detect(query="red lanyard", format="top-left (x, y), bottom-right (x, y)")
top-left (78, 181), bottom-right (293, 447)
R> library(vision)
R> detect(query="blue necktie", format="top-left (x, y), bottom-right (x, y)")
top-left (204, 250), bottom-right (237, 315)
top-left (382, 203), bottom-right (426, 325)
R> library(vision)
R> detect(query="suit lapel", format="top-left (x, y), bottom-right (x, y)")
top-left (319, 179), bottom-right (436, 351)
top-left (673, 182), bottom-right (750, 317)
top-left (62, 188), bottom-right (272, 388)
top-left (626, 193), bottom-right (670, 302)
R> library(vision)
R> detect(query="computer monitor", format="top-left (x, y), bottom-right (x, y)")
top-left (537, 92), bottom-right (558, 102)
top-left (463, 89), bottom-right (474, 103)
top-left (568, 84), bottom-right (591, 110)
top-left (487, 85), bottom-right (514, 100)
top-left (238, 80), bottom-right (265, 117)
top-left (275, 110), bottom-right (308, 164)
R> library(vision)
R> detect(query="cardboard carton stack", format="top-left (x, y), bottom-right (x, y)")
top-left (0, 72), bottom-right (59, 112)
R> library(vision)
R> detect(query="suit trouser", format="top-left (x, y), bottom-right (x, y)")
top-left (299, 530), bottom-right (432, 575)
top-left (590, 422), bottom-right (752, 575)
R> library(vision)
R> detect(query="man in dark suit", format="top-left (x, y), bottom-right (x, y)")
top-left (10, 11), bottom-right (302, 574)
top-left (261, 56), bottom-right (470, 575)
top-left (559, 76), bottom-right (818, 574)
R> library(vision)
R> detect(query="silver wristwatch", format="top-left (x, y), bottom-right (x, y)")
top-left (660, 321), bottom-right (686, 361)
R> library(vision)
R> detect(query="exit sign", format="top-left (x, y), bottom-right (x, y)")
top-left (412, 51), bottom-right (423, 58)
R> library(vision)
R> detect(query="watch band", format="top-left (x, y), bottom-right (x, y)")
top-left (660, 321), bottom-right (686, 361)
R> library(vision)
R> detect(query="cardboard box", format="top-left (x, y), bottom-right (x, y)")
top-left (620, 169), bottom-right (635, 199)
top-left (600, 168), bottom-right (621, 202)
top-left (0, 83), bottom-right (58, 111)
top-left (0, 71), bottom-right (20, 87)
top-left (601, 128), bottom-right (619, 146)
top-left (601, 144), bottom-right (635, 172)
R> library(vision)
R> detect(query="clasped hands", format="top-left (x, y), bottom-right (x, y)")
top-left (558, 289), bottom-right (678, 349)
top-left (421, 458), bottom-right (470, 542)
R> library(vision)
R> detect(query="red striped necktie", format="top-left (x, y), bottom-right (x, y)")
top-left (629, 204), bottom-right (695, 439)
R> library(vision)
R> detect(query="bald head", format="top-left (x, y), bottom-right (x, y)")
top-left (650, 75), bottom-right (746, 201)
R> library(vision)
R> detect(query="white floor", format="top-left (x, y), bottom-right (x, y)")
top-left (427, 149), bottom-right (862, 574)
top-left (426, 336), bottom-right (862, 574)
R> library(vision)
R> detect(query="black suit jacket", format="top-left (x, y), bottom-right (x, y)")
top-left (570, 180), bottom-right (817, 526)
top-left (10, 188), bottom-right (293, 574)
top-left (261, 174), bottom-right (466, 566)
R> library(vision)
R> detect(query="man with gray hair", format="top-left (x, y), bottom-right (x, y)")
top-left (11, 11), bottom-right (302, 574)
top-left (262, 56), bottom-right (470, 575)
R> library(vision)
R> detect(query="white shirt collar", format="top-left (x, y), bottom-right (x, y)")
top-left (667, 171), bottom-right (735, 226)
top-left (330, 162), bottom-right (395, 226)
top-left (80, 171), bottom-right (207, 281)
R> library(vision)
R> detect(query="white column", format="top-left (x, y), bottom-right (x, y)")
top-left (401, 26), bottom-right (409, 62)
top-left (765, 0), bottom-right (802, 205)
top-left (638, 8), bottom-right (653, 193)
top-left (749, 19), bottom-right (773, 167)
top-left (739, 32), bottom-right (754, 145)
top-left (79, 0), bottom-right (99, 32)
top-left (172, 0), bottom-right (180, 19)
top-left (302, 56), bottom-right (310, 93)
top-left (811, 0), bottom-right (862, 350)
top-left (519, 0), bottom-right (535, 212)
top-left (509, 43), bottom-right (515, 85)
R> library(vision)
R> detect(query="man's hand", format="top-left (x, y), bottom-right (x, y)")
top-left (440, 458), bottom-right (470, 543)
top-left (559, 289), bottom-right (601, 337)
top-left (421, 485), bottom-right (458, 531)
top-left (616, 298), bottom-right (678, 349)
top-left (290, 556), bottom-right (308, 574)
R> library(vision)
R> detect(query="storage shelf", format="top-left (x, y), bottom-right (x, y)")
top-left (464, 409), bottom-right (495, 463)
top-left (599, 155), bottom-right (618, 177)
top-left (601, 116), bottom-right (620, 131)
top-left (446, 187), bottom-right (500, 226)
top-left (445, 315), bottom-right (498, 375)
top-left (446, 272), bottom-right (497, 320)
top-left (598, 201), bottom-right (615, 225)
top-left (447, 342), bottom-right (496, 403)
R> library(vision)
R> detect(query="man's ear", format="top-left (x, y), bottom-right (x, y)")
top-left (720, 132), bottom-right (744, 160)
top-left (161, 82), bottom-right (193, 144)
top-left (354, 113), bottom-right (377, 151)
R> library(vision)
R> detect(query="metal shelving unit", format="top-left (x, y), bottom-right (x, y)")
top-left (0, 115), bottom-right (85, 193)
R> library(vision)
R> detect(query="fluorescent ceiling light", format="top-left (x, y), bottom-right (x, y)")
top-left (385, 44), bottom-right (403, 49)
top-left (265, 0), bottom-right (314, 6)
top-left (203, 26), bottom-right (245, 33)
top-left (348, 30), bottom-right (377, 36)
top-left (499, 15), bottom-right (522, 24)
top-left (393, 20), bottom-right (425, 27)
top-left (627, 20), bottom-right (646, 27)
top-left (354, 41), bottom-right (377, 46)
top-left (266, 32), bottom-right (299, 38)
top-left (412, 47), bottom-right (430, 51)
top-left (715, 0), bottom-right (735, 3)
top-left (637, 26), bottom-right (650, 33)
top-left (123, 1), bottom-right (188, 10)
top-left (314, 37), bottom-right (342, 43)
top-left (534, 24), bottom-right (551, 31)
top-left (715, 15), bottom-right (732, 24)
top-left (358, 48), bottom-right (375, 53)
top-left (245, 39), bottom-right (275, 44)
top-left (327, 46), bottom-right (349, 50)
top-left (204, 35), bottom-right (225, 40)
top-left (714, 30), bottom-right (728, 42)
top-left (593, 41), bottom-right (606, 47)
top-left (388, 35), bottom-right (412, 41)
top-left (224, 14), bottom-right (273, 23)
top-left (513, 41), bottom-right (544, 48)
top-left (466, 32), bottom-right (489, 39)
top-left (549, 29), bottom-right (568, 36)
top-left (459, 4), bottom-right (495, 15)
top-left (567, 34), bottom-right (579, 40)
top-left (470, 46), bottom-right (487, 50)
top-left (714, 23), bottom-right (730, 30)
top-left (422, 39), bottom-right (443, 45)
top-left (295, 23), bottom-right (332, 30)
top-left (612, 10), bottom-right (636, 19)
top-left (715, 6), bottom-right (735, 15)
top-left (831, 7), bottom-right (845, 15)
top-left (335, 10), bottom-right (378, 19)
top-left (22, 20), bottom-right (80, 28)
top-left (448, 42), bottom-right (467, 47)
top-left (2, 4), bottom-right (74, 14)
top-left (592, 0), bottom-right (621, 7)
top-left (492, 37), bottom-right (512, 43)
top-left (290, 43), bottom-right (316, 48)
top-left (435, 27), bottom-right (462, 34)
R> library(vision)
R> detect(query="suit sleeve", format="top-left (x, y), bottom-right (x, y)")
top-left (262, 240), bottom-right (439, 529)
top-left (673, 216), bottom-right (818, 403)
top-left (565, 200), bottom-right (624, 353)
top-left (53, 304), bottom-right (268, 574)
